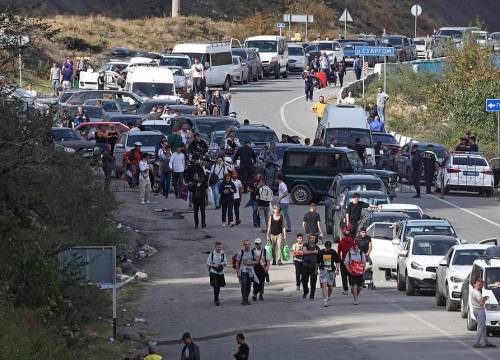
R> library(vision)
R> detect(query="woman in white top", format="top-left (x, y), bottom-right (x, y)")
top-left (209, 156), bottom-right (228, 209)
top-left (343, 91), bottom-right (355, 105)
top-left (231, 170), bottom-right (243, 226)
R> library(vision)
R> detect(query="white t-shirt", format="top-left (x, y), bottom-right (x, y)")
top-left (26, 89), bottom-right (37, 97)
top-left (471, 288), bottom-right (484, 309)
top-left (138, 160), bottom-right (150, 180)
top-left (191, 63), bottom-right (205, 78)
top-left (211, 164), bottom-right (227, 180)
top-left (343, 96), bottom-right (355, 105)
top-left (278, 182), bottom-right (289, 204)
top-left (232, 179), bottom-right (242, 200)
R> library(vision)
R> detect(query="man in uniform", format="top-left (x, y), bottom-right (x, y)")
top-left (421, 144), bottom-right (438, 194)
top-left (411, 144), bottom-right (422, 198)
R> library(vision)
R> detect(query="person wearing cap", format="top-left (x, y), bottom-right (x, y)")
top-left (234, 141), bottom-right (256, 190)
top-left (319, 240), bottom-right (340, 307)
top-left (252, 238), bottom-right (271, 301)
top-left (138, 153), bottom-right (152, 204)
top-left (231, 170), bottom-right (243, 226)
top-left (126, 142), bottom-right (143, 188)
top-left (188, 132), bottom-right (208, 159)
top-left (471, 279), bottom-right (496, 348)
top-left (144, 346), bottom-right (163, 360)
top-left (344, 240), bottom-right (366, 305)
top-left (180, 332), bottom-right (200, 360)
top-left (338, 228), bottom-right (355, 295)
top-left (207, 241), bottom-right (226, 305)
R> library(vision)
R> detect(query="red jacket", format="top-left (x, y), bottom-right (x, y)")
top-left (338, 236), bottom-right (355, 262)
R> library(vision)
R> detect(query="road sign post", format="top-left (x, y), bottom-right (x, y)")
top-left (283, 14), bottom-right (313, 41)
top-left (486, 99), bottom-right (500, 155)
top-left (276, 22), bottom-right (286, 37)
top-left (362, 55), bottom-right (365, 99)
top-left (411, 4), bottom-right (422, 39)
top-left (355, 46), bottom-right (395, 96)
top-left (338, 9), bottom-right (353, 39)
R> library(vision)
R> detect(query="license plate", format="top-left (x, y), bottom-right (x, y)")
top-left (431, 273), bottom-right (436, 279)
top-left (463, 171), bottom-right (479, 176)
top-left (345, 57), bottom-right (354, 62)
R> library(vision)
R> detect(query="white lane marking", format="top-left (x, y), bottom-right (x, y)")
top-left (376, 293), bottom-right (496, 360)
top-left (428, 194), bottom-right (500, 228)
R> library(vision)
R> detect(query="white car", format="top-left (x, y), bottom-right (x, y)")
top-left (413, 37), bottom-right (431, 59)
top-left (397, 235), bottom-right (460, 296)
top-left (436, 152), bottom-right (495, 196)
top-left (245, 35), bottom-right (288, 79)
top-left (160, 54), bottom-right (192, 87)
top-left (166, 66), bottom-right (187, 91)
top-left (436, 241), bottom-right (497, 311)
top-left (461, 253), bottom-right (500, 333)
top-left (231, 55), bottom-right (249, 84)
top-left (366, 221), bottom-right (400, 270)
top-left (378, 203), bottom-right (424, 219)
top-left (312, 41), bottom-right (344, 62)
top-left (287, 44), bottom-right (307, 72)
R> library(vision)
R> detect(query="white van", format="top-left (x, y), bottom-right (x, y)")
top-left (172, 42), bottom-right (233, 90)
top-left (315, 104), bottom-right (376, 165)
top-left (244, 35), bottom-right (288, 79)
top-left (124, 66), bottom-right (178, 101)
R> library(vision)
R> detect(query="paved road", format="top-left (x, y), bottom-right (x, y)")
top-left (125, 74), bottom-right (500, 360)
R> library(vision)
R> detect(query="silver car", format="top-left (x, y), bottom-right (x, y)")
top-left (113, 130), bottom-right (165, 172)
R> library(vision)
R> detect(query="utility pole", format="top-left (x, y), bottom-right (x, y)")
top-left (172, 0), bottom-right (180, 17)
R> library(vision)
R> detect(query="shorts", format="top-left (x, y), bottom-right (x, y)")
top-left (348, 274), bottom-right (364, 287)
top-left (319, 270), bottom-right (336, 286)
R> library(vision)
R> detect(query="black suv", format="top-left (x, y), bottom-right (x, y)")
top-left (282, 147), bottom-right (398, 205)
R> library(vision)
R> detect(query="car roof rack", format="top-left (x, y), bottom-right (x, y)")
top-left (450, 151), bottom-right (484, 155)
top-left (237, 124), bottom-right (271, 129)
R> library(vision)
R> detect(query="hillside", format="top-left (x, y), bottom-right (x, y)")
top-left (1, 0), bottom-right (499, 36)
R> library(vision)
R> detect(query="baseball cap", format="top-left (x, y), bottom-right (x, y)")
top-left (134, 142), bottom-right (143, 146)
top-left (254, 238), bottom-right (262, 244)
top-left (181, 332), bottom-right (191, 340)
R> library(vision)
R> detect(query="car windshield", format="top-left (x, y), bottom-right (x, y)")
top-left (52, 129), bottom-right (83, 141)
top-left (452, 249), bottom-right (486, 265)
top-left (491, 33), bottom-right (500, 40)
top-left (412, 239), bottom-right (457, 256)
top-left (437, 29), bottom-right (463, 38)
top-left (237, 131), bottom-right (278, 144)
top-left (85, 107), bottom-right (105, 119)
top-left (288, 47), bottom-right (304, 56)
top-left (413, 39), bottom-right (426, 45)
top-left (126, 134), bottom-right (164, 147)
top-left (418, 145), bottom-right (448, 157)
top-left (373, 133), bottom-right (399, 145)
top-left (452, 157), bottom-right (487, 166)
top-left (232, 49), bottom-right (248, 59)
top-left (373, 223), bottom-right (394, 240)
top-left (406, 225), bottom-right (456, 238)
top-left (317, 43), bottom-right (333, 51)
top-left (486, 269), bottom-right (500, 289)
top-left (347, 195), bottom-right (389, 206)
top-left (160, 57), bottom-right (190, 69)
top-left (405, 210), bottom-right (423, 219)
top-left (142, 124), bottom-right (172, 135)
top-left (326, 128), bottom-right (373, 147)
top-left (60, 92), bottom-right (75, 103)
top-left (346, 151), bottom-right (364, 168)
top-left (305, 44), bottom-right (319, 53)
top-left (132, 83), bottom-right (174, 98)
top-left (341, 181), bottom-right (384, 192)
top-left (342, 42), bottom-right (367, 50)
top-left (245, 41), bottom-right (277, 52)
top-left (382, 37), bottom-right (403, 47)
top-left (195, 120), bottom-right (238, 138)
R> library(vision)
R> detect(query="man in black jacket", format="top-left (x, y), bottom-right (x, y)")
top-left (181, 332), bottom-right (200, 360)
top-left (234, 141), bottom-right (256, 189)
top-left (188, 132), bottom-right (208, 159)
top-left (184, 155), bottom-right (205, 208)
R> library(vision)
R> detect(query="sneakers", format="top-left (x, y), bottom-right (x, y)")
top-left (146, 200), bottom-right (151, 204)
top-left (296, 286), bottom-right (300, 291)
top-left (214, 300), bottom-right (220, 306)
top-left (140, 201), bottom-right (146, 204)
top-left (221, 223), bottom-right (226, 228)
top-left (278, 260), bottom-right (283, 266)
top-left (302, 293), bottom-right (307, 299)
top-left (252, 295), bottom-right (257, 301)
top-left (259, 293), bottom-right (264, 301)
top-left (323, 299), bottom-right (329, 307)
top-left (230, 222), bottom-right (236, 227)
top-left (202, 224), bottom-right (207, 229)
top-left (353, 300), bottom-right (359, 305)
top-left (236, 220), bottom-right (241, 225)
top-left (309, 296), bottom-right (314, 301)
top-left (342, 291), bottom-right (349, 295)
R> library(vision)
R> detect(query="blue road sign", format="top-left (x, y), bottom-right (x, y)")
top-left (486, 99), bottom-right (500, 112)
top-left (355, 46), bottom-right (395, 57)
top-left (276, 22), bottom-right (286, 29)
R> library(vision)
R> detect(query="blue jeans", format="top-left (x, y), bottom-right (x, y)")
top-left (212, 179), bottom-right (222, 208)
top-left (280, 203), bottom-right (291, 230)
top-left (377, 106), bottom-right (385, 122)
top-left (252, 199), bottom-right (260, 227)
top-left (160, 171), bottom-right (171, 197)
top-left (51, 79), bottom-right (60, 94)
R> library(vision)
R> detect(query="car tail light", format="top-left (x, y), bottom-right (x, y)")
top-left (482, 169), bottom-right (493, 175)
top-left (446, 168), bottom-right (461, 173)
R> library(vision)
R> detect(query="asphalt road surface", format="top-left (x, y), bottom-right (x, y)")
top-left (124, 73), bottom-right (500, 360)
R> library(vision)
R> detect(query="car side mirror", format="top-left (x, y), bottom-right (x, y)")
top-left (115, 143), bottom-right (124, 148)
top-left (392, 239), bottom-right (400, 245)
top-left (398, 250), bottom-right (408, 257)
top-left (439, 259), bottom-right (448, 267)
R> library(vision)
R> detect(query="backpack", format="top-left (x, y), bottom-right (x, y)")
top-left (210, 251), bottom-right (225, 263)
top-left (232, 249), bottom-right (255, 270)
top-left (259, 185), bottom-right (273, 202)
